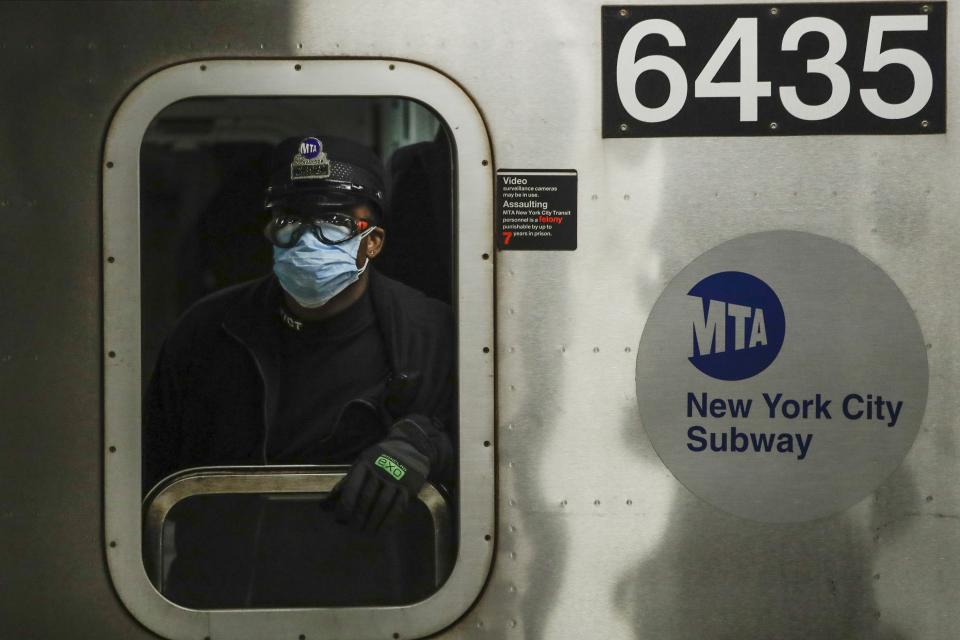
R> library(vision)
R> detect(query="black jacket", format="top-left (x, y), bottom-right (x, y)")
top-left (143, 270), bottom-right (455, 495)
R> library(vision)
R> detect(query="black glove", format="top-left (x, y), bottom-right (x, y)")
top-left (330, 425), bottom-right (430, 531)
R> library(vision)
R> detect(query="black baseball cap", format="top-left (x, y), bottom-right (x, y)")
top-left (264, 135), bottom-right (388, 221)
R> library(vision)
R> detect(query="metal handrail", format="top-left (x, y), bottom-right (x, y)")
top-left (143, 465), bottom-right (453, 596)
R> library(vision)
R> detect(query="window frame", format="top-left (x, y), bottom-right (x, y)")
top-left (103, 59), bottom-right (494, 640)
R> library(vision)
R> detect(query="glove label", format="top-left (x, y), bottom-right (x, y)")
top-left (374, 454), bottom-right (406, 480)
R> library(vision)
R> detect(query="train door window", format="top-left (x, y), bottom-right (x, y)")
top-left (104, 61), bottom-right (493, 640)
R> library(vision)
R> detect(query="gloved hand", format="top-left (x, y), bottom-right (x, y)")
top-left (329, 427), bottom-right (430, 531)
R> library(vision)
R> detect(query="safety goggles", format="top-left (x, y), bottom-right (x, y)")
top-left (265, 211), bottom-right (374, 248)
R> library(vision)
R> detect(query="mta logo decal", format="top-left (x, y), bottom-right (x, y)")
top-left (298, 137), bottom-right (323, 160)
top-left (687, 271), bottom-right (785, 381)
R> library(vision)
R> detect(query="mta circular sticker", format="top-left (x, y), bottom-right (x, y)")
top-left (636, 231), bottom-right (928, 522)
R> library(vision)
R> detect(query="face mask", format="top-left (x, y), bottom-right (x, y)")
top-left (273, 227), bottom-right (375, 308)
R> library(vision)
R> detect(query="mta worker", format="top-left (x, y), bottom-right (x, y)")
top-left (144, 135), bottom-right (455, 532)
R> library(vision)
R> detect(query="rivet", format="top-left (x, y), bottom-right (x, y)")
top-left (109, 541), bottom-right (117, 548)
top-left (105, 161), bottom-right (114, 169)
top-left (619, 123), bottom-right (629, 132)
top-left (483, 440), bottom-right (491, 447)
top-left (594, 499), bottom-right (601, 506)
top-left (625, 346), bottom-right (632, 352)
top-left (481, 159), bottom-right (489, 166)
top-left (560, 499), bottom-right (567, 507)
top-left (484, 534), bottom-right (492, 541)
top-left (294, 64), bottom-right (302, 71)
top-left (109, 446), bottom-right (117, 453)
top-left (618, 8), bottom-right (629, 17)
top-left (389, 63), bottom-right (396, 70)
top-left (108, 351), bottom-right (116, 358)
top-left (921, 120), bottom-right (930, 129)
top-left (769, 121), bottom-right (779, 131)
top-left (769, 6), bottom-right (780, 15)
top-left (591, 194), bottom-right (598, 200)
top-left (623, 194), bottom-right (631, 200)
top-left (107, 257), bottom-right (115, 264)
top-left (922, 4), bottom-right (932, 13)
top-left (483, 346), bottom-right (490, 353)
top-left (593, 346), bottom-right (600, 353)
top-left (482, 253), bottom-right (490, 260)
top-left (200, 64), bottom-right (207, 71)
top-left (626, 499), bottom-right (633, 505)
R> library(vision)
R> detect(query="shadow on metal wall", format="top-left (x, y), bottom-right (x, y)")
top-left (614, 472), bottom-right (917, 639)
top-left (612, 141), bottom-right (921, 640)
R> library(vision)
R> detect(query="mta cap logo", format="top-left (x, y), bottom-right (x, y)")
top-left (299, 137), bottom-right (323, 159)
top-left (687, 271), bottom-right (785, 381)
top-left (290, 137), bottom-right (331, 180)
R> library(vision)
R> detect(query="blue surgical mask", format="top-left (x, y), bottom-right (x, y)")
top-left (273, 227), bottom-right (376, 308)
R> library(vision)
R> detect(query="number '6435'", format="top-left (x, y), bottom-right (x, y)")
top-left (616, 15), bottom-right (934, 123)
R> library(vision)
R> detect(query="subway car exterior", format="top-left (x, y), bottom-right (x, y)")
top-left (2, 1), bottom-right (958, 639)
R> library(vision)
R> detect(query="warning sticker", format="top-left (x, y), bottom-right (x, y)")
top-left (497, 170), bottom-right (577, 250)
